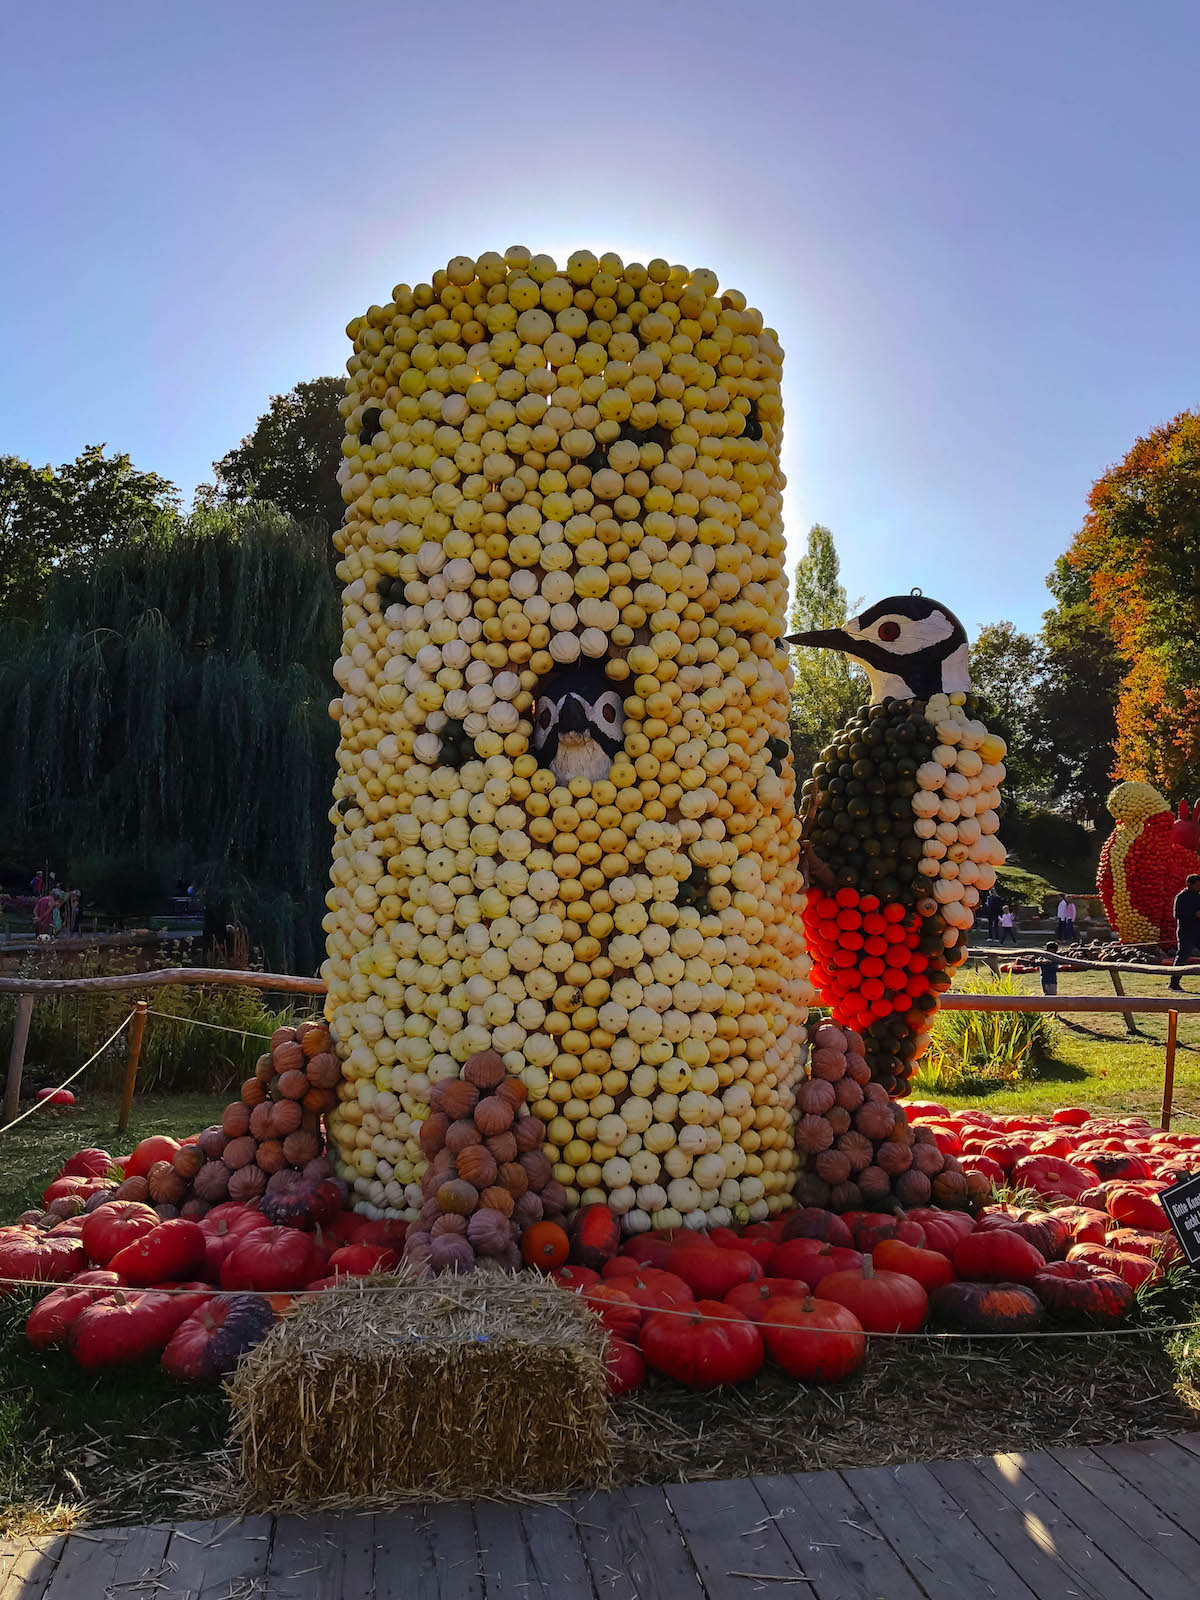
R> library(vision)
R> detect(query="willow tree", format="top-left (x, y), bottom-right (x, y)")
top-left (0, 503), bottom-right (339, 970)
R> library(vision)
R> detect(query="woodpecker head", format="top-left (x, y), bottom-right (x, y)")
top-left (787, 591), bottom-right (970, 703)
top-left (531, 661), bottom-right (626, 782)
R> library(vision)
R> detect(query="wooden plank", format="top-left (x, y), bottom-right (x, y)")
top-left (372, 1507), bottom-right (439, 1600)
top-left (845, 1460), bottom-right (1040, 1600)
top-left (1051, 1447), bottom-right (1200, 1584)
top-left (0, 1539), bottom-right (63, 1600)
top-left (1007, 1450), bottom-right (1196, 1600)
top-left (473, 1501), bottom-right (540, 1599)
top-left (573, 1488), bottom-right (641, 1600)
top-left (266, 1513), bottom-right (341, 1599)
top-left (427, 1503), bottom-right (483, 1600)
top-left (1168, 1431), bottom-right (1200, 1461)
top-left (618, 1485), bottom-right (704, 1600)
top-left (929, 1456), bottom-right (1113, 1599)
top-left (1094, 1439), bottom-right (1200, 1537)
top-left (971, 1453), bottom-right (1148, 1600)
top-left (756, 1471), bottom-right (926, 1600)
top-left (666, 1478), bottom-right (810, 1598)
top-left (157, 1517), bottom-right (272, 1600)
top-left (44, 1525), bottom-right (171, 1599)
top-left (520, 1504), bottom-right (595, 1598)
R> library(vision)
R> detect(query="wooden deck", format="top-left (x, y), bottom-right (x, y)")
top-left (6, 1434), bottom-right (1200, 1598)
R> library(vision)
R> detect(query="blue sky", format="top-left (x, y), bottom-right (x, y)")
top-left (1, 0), bottom-right (1196, 636)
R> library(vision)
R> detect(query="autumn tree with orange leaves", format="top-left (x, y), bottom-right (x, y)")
top-left (1067, 410), bottom-right (1200, 799)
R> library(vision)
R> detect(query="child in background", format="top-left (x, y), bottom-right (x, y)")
top-left (1040, 941), bottom-right (1060, 997)
top-left (999, 907), bottom-right (1017, 945)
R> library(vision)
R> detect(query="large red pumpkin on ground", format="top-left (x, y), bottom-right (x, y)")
top-left (604, 1337), bottom-right (646, 1396)
top-left (25, 1271), bottom-right (122, 1349)
top-left (872, 1240), bottom-right (955, 1292)
top-left (124, 1136), bottom-right (182, 1180)
top-left (640, 1300), bottom-right (764, 1389)
top-left (1066, 1243), bottom-right (1161, 1291)
top-left (107, 1220), bottom-right (206, 1286)
top-left (583, 1284), bottom-right (642, 1340)
top-left (81, 1201), bottom-right (159, 1267)
top-left (0, 1227), bottom-right (87, 1289)
top-left (905, 1209), bottom-right (974, 1256)
top-left (930, 1281), bottom-right (1045, 1333)
top-left (723, 1278), bottom-right (808, 1323)
top-left (1033, 1261), bottom-right (1135, 1324)
top-left (56, 1149), bottom-right (115, 1182)
top-left (219, 1227), bottom-right (321, 1291)
top-left (161, 1294), bottom-right (276, 1382)
top-left (667, 1244), bottom-right (762, 1300)
top-left (759, 1295), bottom-right (866, 1381)
top-left (818, 1261), bottom-right (928, 1333)
top-left (67, 1289), bottom-right (195, 1369)
top-left (952, 1230), bottom-right (1046, 1286)
top-left (769, 1240), bottom-right (863, 1291)
top-left (1106, 1187), bottom-right (1168, 1233)
top-left (601, 1266), bottom-right (693, 1312)
top-left (778, 1208), bottom-right (854, 1249)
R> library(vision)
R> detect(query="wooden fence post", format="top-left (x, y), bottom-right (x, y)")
top-left (1108, 969), bottom-right (1138, 1035)
top-left (118, 1000), bottom-right (148, 1133)
top-left (1161, 1009), bottom-right (1180, 1132)
top-left (2, 993), bottom-right (35, 1125)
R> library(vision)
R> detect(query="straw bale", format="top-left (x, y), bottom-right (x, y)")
top-left (227, 1270), bottom-right (612, 1508)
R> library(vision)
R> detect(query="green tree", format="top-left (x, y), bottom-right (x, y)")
top-left (0, 446), bottom-right (179, 619)
top-left (969, 621), bottom-right (1043, 798)
top-left (787, 524), bottom-right (866, 780)
top-left (209, 377), bottom-right (346, 529)
top-left (0, 504), bottom-right (338, 970)
top-left (1029, 557), bottom-right (1123, 829)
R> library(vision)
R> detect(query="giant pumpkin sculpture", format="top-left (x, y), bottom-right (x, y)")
top-left (322, 250), bottom-right (813, 1232)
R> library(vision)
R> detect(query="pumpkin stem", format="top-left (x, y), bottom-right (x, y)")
top-left (861, 1260), bottom-right (875, 1279)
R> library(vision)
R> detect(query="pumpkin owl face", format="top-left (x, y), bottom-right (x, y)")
top-left (531, 661), bottom-right (625, 782)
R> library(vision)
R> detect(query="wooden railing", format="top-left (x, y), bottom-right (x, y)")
top-left (2, 967), bottom-right (1198, 1132)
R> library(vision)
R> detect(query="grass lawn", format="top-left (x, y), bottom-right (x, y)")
top-left (934, 966), bottom-right (1200, 1122)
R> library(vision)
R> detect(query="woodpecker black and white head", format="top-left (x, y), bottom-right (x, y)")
top-left (531, 661), bottom-right (625, 782)
top-left (788, 591), bottom-right (970, 703)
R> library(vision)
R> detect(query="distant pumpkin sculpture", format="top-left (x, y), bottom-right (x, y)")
top-left (1098, 782), bottom-right (1200, 945)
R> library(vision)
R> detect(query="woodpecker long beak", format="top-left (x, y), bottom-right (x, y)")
top-left (785, 627), bottom-right (854, 651)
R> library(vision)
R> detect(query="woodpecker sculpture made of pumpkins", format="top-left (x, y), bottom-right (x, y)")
top-left (789, 592), bottom-right (1008, 1093)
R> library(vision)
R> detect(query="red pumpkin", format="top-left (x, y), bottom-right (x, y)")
top-left (41, 1175), bottom-right (114, 1209)
top-left (1066, 1243), bottom-right (1161, 1291)
top-left (640, 1300), bottom-right (764, 1389)
top-left (81, 1201), bottom-right (159, 1266)
top-left (852, 1218), bottom-right (926, 1253)
top-left (707, 1227), bottom-right (776, 1271)
top-left (905, 1209), bottom-right (974, 1256)
top-left (1052, 1107), bottom-right (1091, 1127)
top-left (161, 1293), bottom-right (276, 1382)
top-left (583, 1283), bottom-right (642, 1340)
top-left (67, 1289), bottom-right (195, 1369)
top-left (1050, 1206), bottom-right (1109, 1247)
top-left (567, 1204), bottom-right (621, 1271)
top-left (723, 1278), bottom-right (808, 1323)
top-left (56, 1148), bottom-right (115, 1181)
top-left (779, 1208), bottom-right (854, 1249)
top-left (819, 1261), bottom-right (928, 1333)
top-left (1008, 1154), bottom-right (1096, 1202)
top-left (551, 1264), bottom-right (600, 1293)
top-left (124, 1136), bottom-right (182, 1180)
top-left (602, 1266), bottom-right (693, 1312)
top-left (25, 1271), bottom-right (122, 1349)
top-left (220, 1227), bottom-right (322, 1291)
top-left (760, 1295), bottom-right (866, 1381)
top-left (770, 1240), bottom-right (864, 1291)
top-left (1105, 1228), bottom-right (1182, 1267)
top-left (1010, 1214), bottom-right (1073, 1263)
top-left (604, 1336), bottom-right (646, 1397)
top-left (930, 1281), bottom-right (1046, 1333)
top-left (873, 1239), bottom-right (955, 1292)
top-left (326, 1243), bottom-right (399, 1277)
top-left (953, 1230), bottom-right (1046, 1286)
top-left (619, 1236), bottom-right (676, 1270)
top-left (108, 1220), bottom-right (206, 1286)
top-left (1034, 1261), bottom-right (1135, 1324)
top-left (668, 1244), bottom-right (763, 1299)
top-left (1106, 1187), bottom-right (1167, 1233)
top-left (0, 1226), bottom-right (87, 1290)
top-left (199, 1210), bottom-right (271, 1280)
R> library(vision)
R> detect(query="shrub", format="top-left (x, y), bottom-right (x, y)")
top-left (922, 974), bottom-right (1058, 1085)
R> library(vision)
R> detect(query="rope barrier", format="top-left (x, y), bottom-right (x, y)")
top-left (143, 1008), bottom-right (321, 1042)
top-left (0, 1270), bottom-right (1194, 1339)
top-left (0, 1011), bottom-right (136, 1137)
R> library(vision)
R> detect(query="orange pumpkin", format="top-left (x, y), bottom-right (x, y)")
top-left (249, 1102), bottom-right (275, 1141)
top-left (480, 1186), bottom-right (515, 1216)
top-left (431, 1079), bottom-right (479, 1120)
top-left (419, 1112), bottom-right (449, 1156)
top-left (254, 1054), bottom-right (275, 1085)
top-left (474, 1096), bottom-right (514, 1137)
top-left (272, 1040), bottom-right (304, 1074)
top-left (269, 1100), bottom-right (303, 1138)
top-left (221, 1103), bottom-right (251, 1139)
top-left (241, 1078), bottom-right (267, 1108)
top-left (522, 1221), bottom-right (570, 1271)
top-left (256, 1139), bottom-right (287, 1174)
top-left (277, 1070), bottom-right (309, 1101)
top-left (495, 1077), bottom-right (528, 1110)
top-left (446, 1118), bottom-right (483, 1154)
top-left (456, 1146), bottom-right (498, 1190)
top-left (462, 1050), bottom-right (506, 1090)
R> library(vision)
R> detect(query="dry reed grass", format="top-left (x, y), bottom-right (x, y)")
top-left (228, 1271), bottom-right (611, 1510)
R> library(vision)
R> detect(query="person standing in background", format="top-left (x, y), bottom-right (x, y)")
top-left (1169, 875), bottom-right (1200, 993)
top-left (1064, 899), bottom-right (1077, 942)
top-left (1040, 941), bottom-right (1060, 998)
top-left (999, 906), bottom-right (1017, 945)
top-left (33, 890), bottom-right (54, 938)
top-left (1056, 896), bottom-right (1070, 940)
top-left (985, 888), bottom-right (1003, 941)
